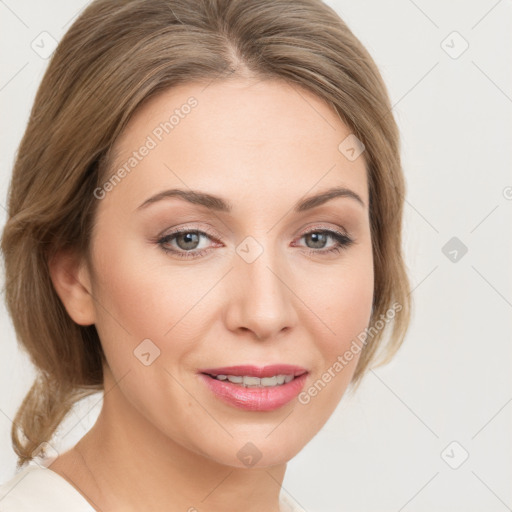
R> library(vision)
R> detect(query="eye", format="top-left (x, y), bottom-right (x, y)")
top-left (294, 228), bottom-right (354, 256)
top-left (157, 227), bottom-right (220, 259)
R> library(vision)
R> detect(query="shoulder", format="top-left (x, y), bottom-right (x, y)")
top-left (0, 464), bottom-right (95, 511)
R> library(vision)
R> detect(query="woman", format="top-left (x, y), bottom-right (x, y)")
top-left (0, 0), bottom-right (410, 510)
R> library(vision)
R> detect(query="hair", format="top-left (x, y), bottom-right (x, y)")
top-left (1, 0), bottom-right (410, 469)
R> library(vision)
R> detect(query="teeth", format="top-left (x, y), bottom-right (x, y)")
top-left (212, 374), bottom-right (296, 387)
top-left (261, 376), bottom-right (277, 386)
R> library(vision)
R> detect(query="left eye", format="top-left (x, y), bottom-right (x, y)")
top-left (294, 229), bottom-right (354, 256)
top-left (299, 230), bottom-right (348, 250)
top-left (157, 228), bottom-right (353, 259)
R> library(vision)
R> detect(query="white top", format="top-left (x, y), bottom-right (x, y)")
top-left (0, 464), bottom-right (95, 511)
top-left (0, 463), bottom-right (305, 511)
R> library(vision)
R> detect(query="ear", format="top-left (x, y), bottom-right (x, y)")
top-left (48, 248), bottom-right (96, 326)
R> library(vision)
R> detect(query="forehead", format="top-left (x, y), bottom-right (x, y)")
top-left (103, 78), bottom-right (368, 212)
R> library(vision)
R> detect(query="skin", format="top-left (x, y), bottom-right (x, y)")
top-left (49, 78), bottom-right (374, 512)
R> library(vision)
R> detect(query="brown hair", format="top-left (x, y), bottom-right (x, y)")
top-left (1, 0), bottom-right (410, 468)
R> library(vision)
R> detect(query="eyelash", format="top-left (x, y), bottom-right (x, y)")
top-left (156, 226), bottom-right (354, 260)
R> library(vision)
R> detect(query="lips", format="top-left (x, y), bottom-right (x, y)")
top-left (198, 364), bottom-right (308, 379)
top-left (197, 364), bottom-right (309, 411)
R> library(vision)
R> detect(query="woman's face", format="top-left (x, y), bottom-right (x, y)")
top-left (85, 78), bottom-right (373, 467)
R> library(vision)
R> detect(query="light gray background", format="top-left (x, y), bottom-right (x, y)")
top-left (1, 1), bottom-right (511, 511)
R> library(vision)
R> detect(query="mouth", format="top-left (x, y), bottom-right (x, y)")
top-left (198, 364), bottom-right (308, 388)
top-left (202, 373), bottom-right (305, 388)
top-left (197, 365), bottom-right (309, 411)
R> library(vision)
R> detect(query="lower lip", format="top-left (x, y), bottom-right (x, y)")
top-left (198, 373), bottom-right (308, 411)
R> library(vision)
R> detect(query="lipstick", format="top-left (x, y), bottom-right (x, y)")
top-left (198, 364), bottom-right (308, 411)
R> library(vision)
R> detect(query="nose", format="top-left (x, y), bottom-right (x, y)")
top-left (223, 242), bottom-right (298, 341)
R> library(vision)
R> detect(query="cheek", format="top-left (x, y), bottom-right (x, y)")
top-left (300, 247), bottom-right (374, 399)
top-left (324, 266), bottom-right (374, 344)
top-left (88, 234), bottom-right (201, 430)
top-left (279, 252), bottom-right (373, 445)
top-left (86, 227), bottom-right (184, 381)
top-left (306, 246), bottom-right (374, 350)
top-left (90, 225), bottom-right (194, 337)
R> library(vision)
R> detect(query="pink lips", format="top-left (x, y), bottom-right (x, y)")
top-left (198, 364), bottom-right (308, 411)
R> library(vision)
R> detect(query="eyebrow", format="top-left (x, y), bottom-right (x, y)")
top-left (136, 185), bottom-right (365, 212)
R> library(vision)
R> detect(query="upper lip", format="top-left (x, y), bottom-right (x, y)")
top-left (199, 364), bottom-right (308, 378)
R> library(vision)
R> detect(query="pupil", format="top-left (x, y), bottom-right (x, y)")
top-left (307, 232), bottom-right (326, 249)
top-left (177, 232), bottom-right (199, 250)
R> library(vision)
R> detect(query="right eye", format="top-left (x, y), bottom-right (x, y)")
top-left (157, 228), bottom-right (222, 259)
